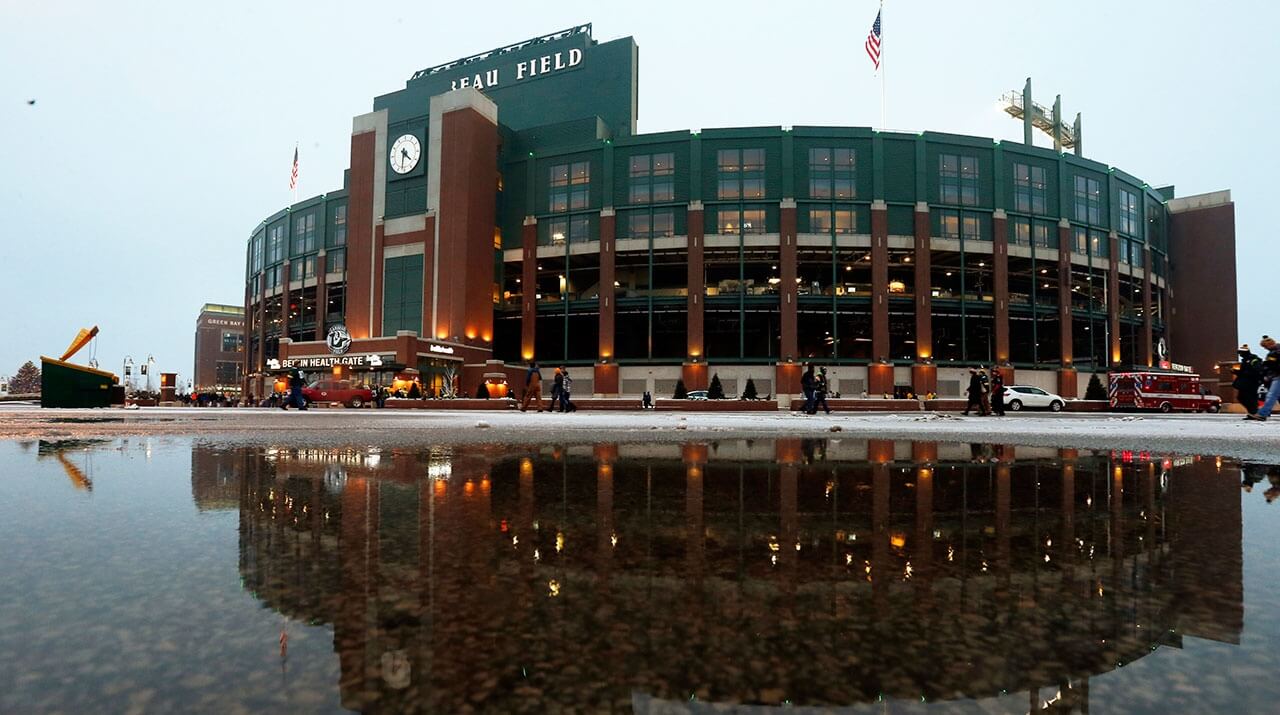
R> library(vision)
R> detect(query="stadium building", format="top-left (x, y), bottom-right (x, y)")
top-left (242, 23), bottom-right (1237, 403)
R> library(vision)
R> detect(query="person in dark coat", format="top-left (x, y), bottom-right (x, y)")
top-left (1232, 344), bottom-right (1263, 416)
top-left (281, 367), bottom-right (307, 410)
top-left (990, 370), bottom-right (1006, 416)
top-left (521, 362), bottom-right (543, 412)
top-left (642, 390), bottom-right (653, 409)
top-left (963, 369), bottom-right (983, 416)
top-left (559, 366), bottom-right (575, 412)
top-left (811, 367), bottom-right (832, 415)
top-left (549, 367), bottom-right (564, 413)
top-left (800, 365), bottom-right (817, 414)
top-left (1248, 336), bottom-right (1280, 421)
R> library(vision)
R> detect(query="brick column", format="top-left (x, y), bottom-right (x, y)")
top-left (595, 209), bottom-right (618, 395)
top-left (683, 202), bottom-right (706, 390)
top-left (243, 279), bottom-right (253, 397)
top-left (315, 250), bottom-right (328, 341)
top-left (992, 210), bottom-right (1010, 368)
top-left (1056, 220), bottom-right (1076, 396)
top-left (869, 200), bottom-right (892, 394)
top-left (911, 202), bottom-right (936, 395)
top-left (777, 199), bottom-right (799, 398)
top-left (280, 260), bottom-right (292, 341)
top-left (1141, 246), bottom-right (1153, 367)
top-left (521, 216), bottom-right (537, 361)
top-left (1108, 231), bottom-right (1121, 367)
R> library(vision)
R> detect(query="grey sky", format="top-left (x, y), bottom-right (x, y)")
top-left (2, 0), bottom-right (1274, 381)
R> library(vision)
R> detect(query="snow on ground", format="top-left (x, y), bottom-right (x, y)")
top-left (2, 405), bottom-right (1280, 461)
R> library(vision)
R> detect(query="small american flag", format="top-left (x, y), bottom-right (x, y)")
top-left (289, 146), bottom-right (299, 190)
top-left (865, 10), bottom-right (882, 70)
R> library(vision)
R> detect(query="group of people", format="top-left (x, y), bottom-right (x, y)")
top-left (963, 366), bottom-right (1006, 416)
top-left (799, 365), bottom-right (831, 415)
top-left (519, 362), bottom-right (577, 413)
top-left (1236, 336), bottom-right (1280, 421)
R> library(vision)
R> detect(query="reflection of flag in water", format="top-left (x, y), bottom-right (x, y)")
top-left (865, 10), bottom-right (882, 70)
top-left (289, 146), bottom-right (299, 190)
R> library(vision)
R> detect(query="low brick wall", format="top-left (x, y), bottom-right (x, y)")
top-left (375, 397), bottom-right (1119, 413)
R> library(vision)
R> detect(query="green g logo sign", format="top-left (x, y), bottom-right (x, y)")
top-left (326, 324), bottom-right (352, 355)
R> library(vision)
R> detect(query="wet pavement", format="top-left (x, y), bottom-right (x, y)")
top-left (2, 437), bottom-right (1279, 713)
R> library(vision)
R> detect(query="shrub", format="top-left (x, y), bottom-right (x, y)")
top-left (708, 373), bottom-right (725, 400)
top-left (1084, 373), bottom-right (1107, 401)
top-left (673, 379), bottom-right (687, 399)
top-left (742, 377), bottom-right (758, 400)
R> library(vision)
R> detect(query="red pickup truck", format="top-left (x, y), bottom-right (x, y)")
top-left (301, 379), bottom-right (374, 408)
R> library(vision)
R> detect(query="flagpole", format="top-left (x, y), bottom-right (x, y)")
top-left (879, 0), bottom-right (886, 131)
top-left (292, 142), bottom-right (298, 206)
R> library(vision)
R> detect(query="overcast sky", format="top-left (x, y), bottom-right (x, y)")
top-left (2, 0), bottom-right (1274, 380)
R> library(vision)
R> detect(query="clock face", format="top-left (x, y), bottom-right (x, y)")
top-left (389, 134), bottom-right (421, 174)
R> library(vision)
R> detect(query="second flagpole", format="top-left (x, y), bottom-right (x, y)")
top-left (880, 0), bottom-right (886, 131)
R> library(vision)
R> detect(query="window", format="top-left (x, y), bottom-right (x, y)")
top-left (808, 147), bottom-right (856, 199)
top-left (549, 161), bottom-right (590, 212)
top-left (215, 361), bottom-right (242, 386)
top-left (292, 211), bottom-right (317, 256)
top-left (938, 209), bottom-right (982, 241)
top-left (1118, 188), bottom-right (1138, 235)
top-left (939, 153), bottom-right (978, 206)
top-left (1011, 217), bottom-right (1030, 246)
top-left (1013, 163), bottom-right (1046, 214)
top-left (327, 248), bottom-right (346, 273)
top-left (329, 204), bottom-right (347, 247)
top-left (809, 208), bottom-right (855, 234)
top-left (266, 223), bottom-right (286, 264)
top-left (629, 153), bottom-right (675, 204)
top-left (1032, 221), bottom-right (1053, 249)
top-left (250, 230), bottom-right (264, 274)
top-left (221, 331), bottom-right (244, 353)
top-left (625, 209), bottom-right (675, 239)
top-left (302, 255), bottom-right (316, 279)
top-left (717, 148), bottom-right (765, 200)
top-left (717, 207), bottom-right (766, 235)
top-left (1074, 176), bottom-right (1102, 225)
top-left (265, 264), bottom-right (282, 289)
top-left (544, 215), bottom-right (591, 245)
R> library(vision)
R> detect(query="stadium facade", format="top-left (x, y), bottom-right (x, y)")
top-left (242, 23), bottom-right (1237, 402)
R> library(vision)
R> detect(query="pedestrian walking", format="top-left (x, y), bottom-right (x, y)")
top-left (1247, 337), bottom-right (1280, 421)
top-left (521, 362), bottom-right (544, 412)
top-left (963, 369), bottom-right (983, 416)
top-left (812, 367), bottom-right (832, 415)
top-left (800, 364), bottom-right (817, 414)
top-left (978, 368), bottom-right (992, 416)
top-left (559, 366), bottom-right (575, 412)
top-left (549, 367), bottom-right (564, 413)
top-left (642, 390), bottom-right (653, 409)
top-left (281, 367), bottom-right (307, 410)
top-left (991, 370), bottom-right (1006, 416)
top-left (1233, 344), bottom-right (1263, 416)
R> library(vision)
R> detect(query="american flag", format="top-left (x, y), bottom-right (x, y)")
top-left (289, 146), bottom-right (299, 190)
top-left (865, 10), bottom-right (882, 70)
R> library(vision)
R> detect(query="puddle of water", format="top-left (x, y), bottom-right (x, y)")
top-left (1, 438), bottom-right (1277, 713)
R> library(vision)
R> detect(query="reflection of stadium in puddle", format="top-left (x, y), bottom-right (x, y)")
top-left (213, 440), bottom-right (1243, 712)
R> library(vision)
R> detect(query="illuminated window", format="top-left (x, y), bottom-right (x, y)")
top-left (809, 208), bottom-right (856, 234)
top-left (629, 153), bottom-right (674, 204)
top-left (549, 161), bottom-right (590, 212)
top-left (1118, 188), bottom-right (1139, 235)
top-left (1013, 163), bottom-right (1046, 214)
top-left (717, 148), bottom-right (765, 200)
top-left (939, 153), bottom-right (979, 206)
top-left (808, 147), bottom-right (856, 199)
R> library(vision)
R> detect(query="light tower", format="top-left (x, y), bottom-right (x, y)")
top-left (1001, 78), bottom-right (1082, 155)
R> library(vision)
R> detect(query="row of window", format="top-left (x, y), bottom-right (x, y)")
top-left (250, 204), bottom-right (347, 274)
top-left (257, 249), bottom-right (347, 290)
top-left (539, 151), bottom-right (1144, 240)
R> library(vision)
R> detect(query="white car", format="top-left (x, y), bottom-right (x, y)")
top-left (1003, 385), bottom-right (1065, 412)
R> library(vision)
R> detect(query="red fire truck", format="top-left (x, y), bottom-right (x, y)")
top-left (1108, 371), bottom-right (1222, 413)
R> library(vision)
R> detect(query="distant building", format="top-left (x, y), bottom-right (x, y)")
top-left (194, 304), bottom-right (245, 394)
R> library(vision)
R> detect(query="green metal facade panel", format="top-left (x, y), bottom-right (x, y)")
top-left (382, 254), bottom-right (423, 337)
top-left (881, 138), bottom-right (916, 203)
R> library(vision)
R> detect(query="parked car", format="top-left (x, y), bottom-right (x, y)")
top-left (1004, 385), bottom-right (1066, 412)
top-left (685, 390), bottom-right (709, 401)
top-left (302, 379), bottom-right (374, 408)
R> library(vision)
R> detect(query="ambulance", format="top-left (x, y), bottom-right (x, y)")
top-left (1108, 371), bottom-right (1222, 413)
